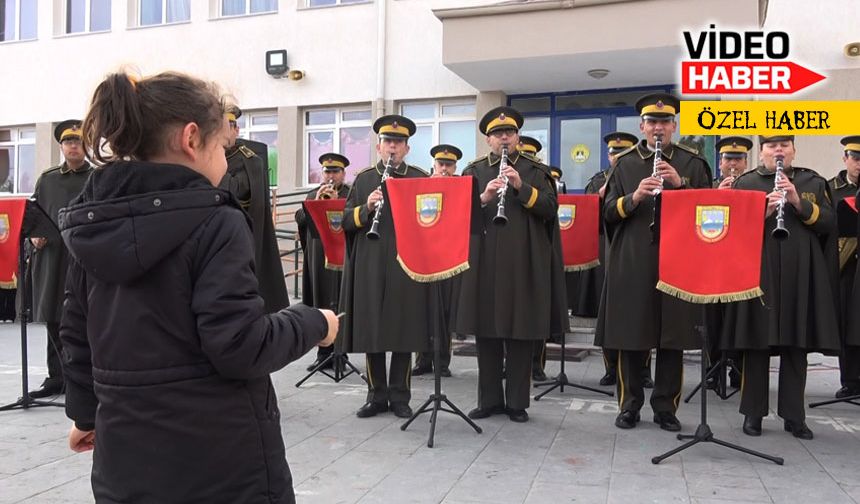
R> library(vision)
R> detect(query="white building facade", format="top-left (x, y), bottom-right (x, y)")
top-left (1, 0), bottom-right (858, 194)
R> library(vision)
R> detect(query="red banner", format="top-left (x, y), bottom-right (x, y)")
top-left (385, 176), bottom-right (473, 282)
top-left (557, 194), bottom-right (600, 271)
top-left (303, 199), bottom-right (346, 270)
top-left (657, 189), bottom-right (765, 303)
top-left (843, 196), bottom-right (857, 213)
top-left (0, 198), bottom-right (27, 288)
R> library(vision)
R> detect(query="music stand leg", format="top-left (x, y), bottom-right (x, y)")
top-left (401, 283), bottom-right (481, 447)
top-left (534, 323), bottom-right (613, 401)
top-left (1, 232), bottom-right (64, 412)
top-left (651, 319), bottom-right (783, 466)
top-left (809, 394), bottom-right (860, 408)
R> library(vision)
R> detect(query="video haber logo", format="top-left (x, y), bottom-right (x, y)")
top-left (681, 25), bottom-right (826, 94)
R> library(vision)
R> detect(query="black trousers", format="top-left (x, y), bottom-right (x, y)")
top-left (415, 332), bottom-right (452, 370)
top-left (532, 340), bottom-right (547, 372)
top-left (46, 322), bottom-right (64, 385)
top-left (740, 348), bottom-right (807, 423)
top-left (839, 345), bottom-right (860, 389)
top-left (617, 349), bottom-right (682, 414)
top-left (476, 338), bottom-right (533, 411)
top-left (365, 352), bottom-right (411, 405)
top-left (605, 349), bottom-right (652, 380)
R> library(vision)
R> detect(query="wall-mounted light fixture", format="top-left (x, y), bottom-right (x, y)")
top-left (266, 49), bottom-right (288, 77)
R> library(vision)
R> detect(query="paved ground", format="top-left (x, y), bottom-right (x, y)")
top-left (1, 321), bottom-right (859, 503)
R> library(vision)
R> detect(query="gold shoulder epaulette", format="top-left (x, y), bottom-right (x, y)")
top-left (615, 145), bottom-right (637, 158)
top-left (675, 143), bottom-right (699, 155)
top-left (238, 145), bottom-right (256, 159)
top-left (409, 165), bottom-right (429, 176)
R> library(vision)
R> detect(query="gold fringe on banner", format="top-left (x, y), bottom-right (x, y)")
top-left (564, 259), bottom-right (600, 272)
top-left (324, 259), bottom-right (344, 272)
top-left (396, 256), bottom-right (469, 283)
top-left (656, 280), bottom-right (763, 304)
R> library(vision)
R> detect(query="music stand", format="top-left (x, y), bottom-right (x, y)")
top-left (533, 322), bottom-right (614, 401)
top-left (294, 200), bottom-right (365, 387)
top-left (810, 198), bottom-right (860, 409)
top-left (1, 199), bottom-right (65, 412)
top-left (398, 177), bottom-right (483, 447)
top-left (683, 351), bottom-right (739, 403)
top-left (652, 190), bottom-right (782, 466)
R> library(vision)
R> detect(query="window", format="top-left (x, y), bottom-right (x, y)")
top-left (140, 0), bottom-right (190, 26)
top-left (0, 126), bottom-right (36, 193)
top-left (236, 110), bottom-right (279, 187)
top-left (0, 0), bottom-right (37, 41)
top-left (304, 107), bottom-right (372, 186)
top-left (307, 0), bottom-right (366, 7)
top-left (521, 116), bottom-right (551, 164)
top-left (400, 100), bottom-right (477, 173)
top-left (66, 0), bottom-right (111, 34)
top-left (221, 0), bottom-right (276, 16)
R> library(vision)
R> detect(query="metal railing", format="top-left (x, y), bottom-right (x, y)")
top-left (272, 188), bottom-right (309, 299)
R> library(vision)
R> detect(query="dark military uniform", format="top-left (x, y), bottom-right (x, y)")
top-left (219, 138), bottom-right (289, 313)
top-left (341, 156), bottom-right (434, 408)
top-left (830, 167), bottom-right (860, 394)
top-left (296, 180), bottom-right (350, 367)
top-left (28, 120), bottom-right (93, 397)
top-left (457, 145), bottom-right (564, 413)
top-left (598, 138), bottom-right (712, 416)
top-left (722, 164), bottom-right (840, 425)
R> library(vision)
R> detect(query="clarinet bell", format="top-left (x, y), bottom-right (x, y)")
top-left (771, 226), bottom-right (790, 241)
top-left (493, 213), bottom-right (508, 226)
top-left (367, 220), bottom-right (381, 240)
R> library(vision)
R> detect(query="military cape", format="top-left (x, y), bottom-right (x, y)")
top-left (219, 139), bottom-right (289, 313)
top-left (720, 166), bottom-right (840, 352)
top-left (339, 161), bottom-right (434, 353)
top-left (30, 162), bottom-right (92, 323)
top-left (454, 151), bottom-right (569, 340)
top-left (596, 141), bottom-right (712, 351)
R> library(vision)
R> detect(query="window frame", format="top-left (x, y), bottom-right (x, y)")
top-left (398, 98), bottom-right (477, 170)
top-left (302, 105), bottom-right (373, 187)
top-left (65, 0), bottom-right (111, 35)
top-left (219, 0), bottom-right (277, 17)
top-left (304, 0), bottom-right (371, 9)
top-left (0, 125), bottom-right (37, 194)
top-left (137, 0), bottom-right (191, 27)
top-left (0, 0), bottom-right (37, 42)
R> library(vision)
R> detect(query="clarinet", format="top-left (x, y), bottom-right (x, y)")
top-left (771, 155), bottom-right (790, 241)
top-left (649, 134), bottom-right (664, 240)
top-left (493, 145), bottom-right (510, 225)
top-left (366, 154), bottom-right (394, 240)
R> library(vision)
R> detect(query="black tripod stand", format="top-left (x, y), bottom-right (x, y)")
top-left (651, 322), bottom-right (783, 465)
top-left (295, 271), bottom-right (365, 387)
top-left (683, 352), bottom-right (740, 403)
top-left (809, 391), bottom-right (860, 409)
top-left (534, 319), bottom-right (614, 401)
top-left (1, 200), bottom-right (65, 412)
top-left (401, 284), bottom-right (482, 447)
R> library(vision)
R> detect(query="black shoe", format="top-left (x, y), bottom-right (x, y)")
top-left (643, 375), bottom-right (654, 389)
top-left (615, 410), bottom-right (640, 429)
top-left (532, 368), bottom-right (549, 382)
top-left (835, 385), bottom-right (860, 399)
top-left (784, 420), bottom-right (813, 440)
top-left (356, 402), bottom-right (388, 418)
top-left (454, 333), bottom-right (466, 341)
top-left (467, 404), bottom-right (506, 419)
top-left (412, 364), bottom-right (432, 376)
top-left (507, 409), bottom-right (529, 423)
top-left (729, 368), bottom-right (742, 389)
top-left (653, 412), bottom-right (682, 432)
top-left (599, 372), bottom-right (617, 386)
top-left (440, 368), bottom-right (452, 378)
top-left (29, 381), bottom-right (64, 399)
top-left (705, 376), bottom-right (718, 390)
top-left (742, 416), bottom-right (762, 436)
top-left (390, 403), bottom-right (413, 418)
top-left (306, 356), bottom-right (333, 372)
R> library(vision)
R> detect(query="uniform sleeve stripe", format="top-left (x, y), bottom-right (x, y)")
top-left (802, 202), bottom-right (819, 225)
top-left (525, 187), bottom-right (539, 209)
top-left (353, 206), bottom-right (363, 228)
top-left (616, 197), bottom-right (627, 218)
